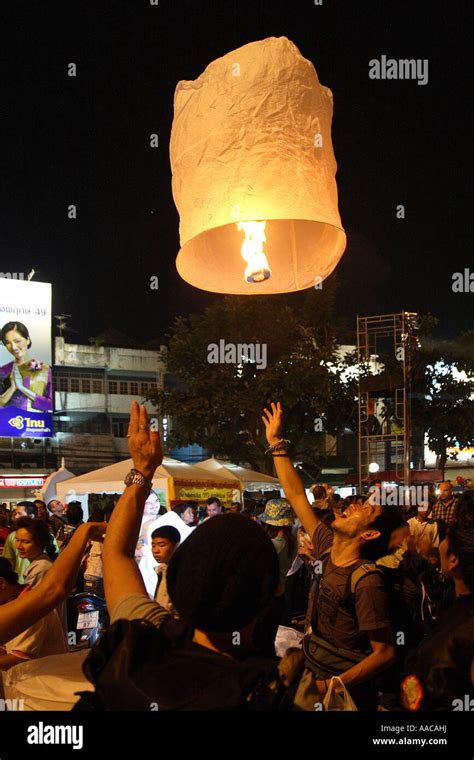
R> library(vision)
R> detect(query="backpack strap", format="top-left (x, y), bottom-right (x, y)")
top-left (350, 562), bottom-right (384, 595)
top-left (318, 549), bottom-right (332, 563)
top-left (305, 549), bottom-right (331, 634)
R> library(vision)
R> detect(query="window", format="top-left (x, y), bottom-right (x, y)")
top-left (91, 419), bottom-right (106, 435)
top-left (112, 421), bottom-right (128, 438)
top-left (70, 378), bottom-right (80, 393)
top-left (108, 381), bottom-right (118, 395)
top-left (82, 379), bottom-right (91, 393)
top-left (59, 377), bottom-right (68, 392)
top-left (130, 382), bottom-right (138, 395)
top-left (140, 382), bottom-right (149, 396)
top-left (92, 379), bottom-right (102, 394)
top-left (120, 381), bottom-right (128, 395)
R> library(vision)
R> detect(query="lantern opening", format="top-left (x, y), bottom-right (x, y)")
top-left (236, 221), bottom-right (272, 283)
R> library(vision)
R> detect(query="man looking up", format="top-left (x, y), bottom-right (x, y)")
top-left (47, 499), bottom-right (67, 538)
top-left (262, 402), bottom-right (396, 709)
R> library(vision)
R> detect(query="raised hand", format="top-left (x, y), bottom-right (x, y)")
top-left (261, 401), bottom-right (284, 445)
top-left (13, 366), bottom-right (25, 392)
top-left (127, 401), bottom-right (163, 480)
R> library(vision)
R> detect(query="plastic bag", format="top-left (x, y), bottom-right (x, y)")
top-left (2, 650), bottom-right (93, 711)
top-left (274, 625), bottom-right (304, 658)
top-left (323, 676), bottom-right (358, 711)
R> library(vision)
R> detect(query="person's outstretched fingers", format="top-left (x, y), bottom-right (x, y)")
top-left (128, 400), bottom-right (140, 436)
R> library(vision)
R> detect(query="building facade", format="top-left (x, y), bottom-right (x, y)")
top-left (52, 337), bottom-right (167, 472)
top-left (0, 337), bottom-right (167, 497)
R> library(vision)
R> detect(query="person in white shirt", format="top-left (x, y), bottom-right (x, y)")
top-left (408, 504), bottom-right (440, 555)
top-left (0, 558), bottom-right (67, 671)
top-left (0, 521), bottom-right (106, 647)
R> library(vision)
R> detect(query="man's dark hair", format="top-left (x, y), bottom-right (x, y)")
top-left (172, 502), bottom-right (195, 518)
top-left (312, 486), bottom-right (327, 501)
top-left (446, 489), bottom-right (474, 592)
top-left (0, 557), bottom-right (18, 584)
top-left (206, 497), bottom-right (221, 507)
top-left (151, 526), bottom-right (181, 544)
top-left (16, 501), bottom-right (37, 517)
top-left (66, 501), bottom-right (84, 526)
top-left (361, 507), bottom-right (400, 561)
top-left (88, 509), bottom-right (104, 523)
top-left (103, 503), bottom-right (116, 522)
top-left (261, 523), bottom-right (295, 556)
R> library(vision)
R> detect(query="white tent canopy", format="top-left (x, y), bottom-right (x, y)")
top-left (55, 456), bottom-right (238, 505)
top-left (38, 458), bottom-right (76, 504)
top-left (197, 457), bottom-right (281, 492)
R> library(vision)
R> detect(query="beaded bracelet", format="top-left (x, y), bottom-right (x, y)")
top-left (265, 438), bottom-right (291, 454)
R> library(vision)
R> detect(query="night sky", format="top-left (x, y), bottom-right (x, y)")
top-left (2, 0), bottom-right (472, 345)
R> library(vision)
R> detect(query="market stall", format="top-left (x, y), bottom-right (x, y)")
top-left (197, 457), bottom-right (281, 501)
top-left (55, 456), bottom-right (238, 512)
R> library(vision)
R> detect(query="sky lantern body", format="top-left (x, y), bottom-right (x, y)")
top-left (170, 36), bottom-right (346, 295)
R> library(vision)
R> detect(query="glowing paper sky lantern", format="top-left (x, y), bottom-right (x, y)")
top-left (170, 36), bottom-right (346, 295)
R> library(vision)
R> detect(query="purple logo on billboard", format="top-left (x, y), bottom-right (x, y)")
top-left (0, 409), bottom-right (53, 438)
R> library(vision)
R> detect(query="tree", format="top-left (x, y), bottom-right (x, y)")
top-left (411, 317), bottom-right (474, 478)
top-left (149, 292), bottom-right (356, 474)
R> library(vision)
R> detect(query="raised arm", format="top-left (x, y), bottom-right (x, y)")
top-left (262, 402), bottom-right (320, 538)
top-left (103, 401), bottom-right (163, 615)
top-left (0, 521), bottom-right (106, 643)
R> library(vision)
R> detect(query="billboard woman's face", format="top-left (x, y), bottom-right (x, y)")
top-left (3, 329), bottom-right (30, 362)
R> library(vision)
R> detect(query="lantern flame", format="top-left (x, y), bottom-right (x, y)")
top-left (236, 221), bottom-right (272, 283)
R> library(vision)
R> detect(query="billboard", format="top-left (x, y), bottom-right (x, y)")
top-left (0, 279), bottom-right (53, 437)
top-left (361, 393), bottom-right (404, 436)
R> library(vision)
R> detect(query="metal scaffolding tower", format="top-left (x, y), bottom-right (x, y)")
top-left (357, 312), bottom-right (419, 493)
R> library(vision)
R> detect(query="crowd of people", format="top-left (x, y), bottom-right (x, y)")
top-left (0, 400), bottom-right (472, 711)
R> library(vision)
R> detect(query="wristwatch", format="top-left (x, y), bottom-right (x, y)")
top-left (124, 468), bottom-right (153, 492)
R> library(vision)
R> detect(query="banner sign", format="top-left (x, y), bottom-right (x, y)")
top-left (0, 476), bottom-right (47, 488)
top-left (175, 484), bottom-right (241, 506)
top-left (0, 279), bottom-right (53, 437)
